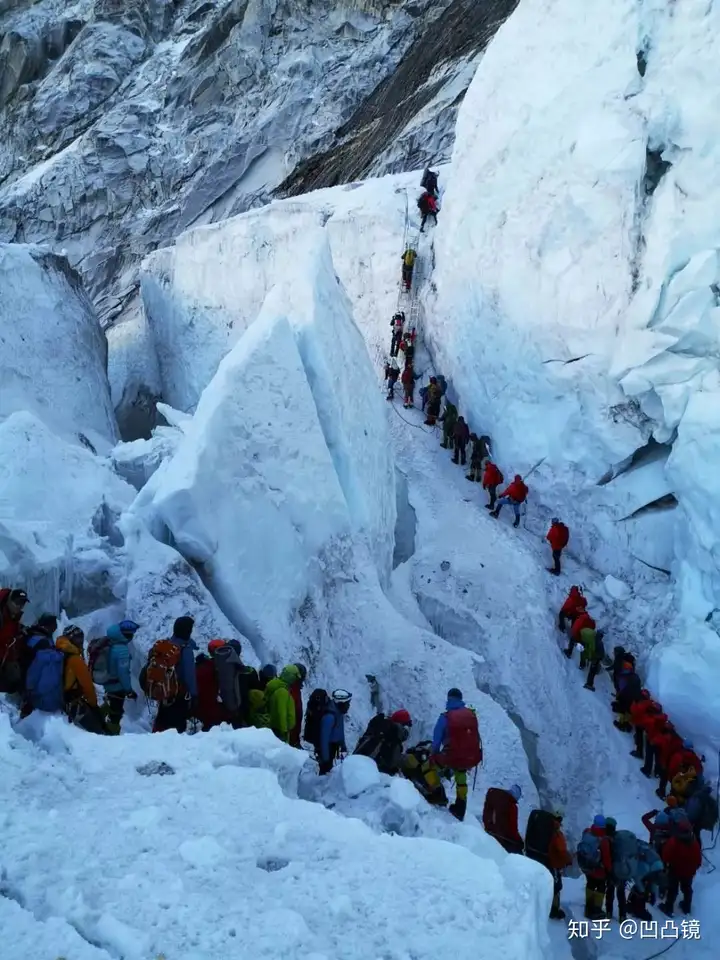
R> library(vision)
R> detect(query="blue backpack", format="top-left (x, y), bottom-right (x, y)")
top-left (611, 829), bottom-right (639, 881)
top-left (577, 830), bottom-right (602, 871)
top-left (26, 648), bottom-right (66, 712)
top-left (633, 839), bottom-right (663, 885)
top-left (686, 784), bottom-right (718, 832)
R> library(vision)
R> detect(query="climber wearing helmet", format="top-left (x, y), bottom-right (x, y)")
top-left (318, 689), bottom-right (352, 775)
top-left (385, 356), bottom-right (400, 400)
top-left (354, 708), bottom-right (412, 776)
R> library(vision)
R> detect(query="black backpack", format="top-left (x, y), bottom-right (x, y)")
top-left (525, 809), bottom-right (557, 865)
top-left (303, 688), bottom-right (331, 750)
top-left (354, 714), bottom-right (402, 772)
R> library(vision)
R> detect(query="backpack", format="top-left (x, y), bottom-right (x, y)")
top-left (611, 829), bottom-right (639, 881)
top-left (482, 788), bottom-right (521, 851)
top-left (440, 707), bottom-right (483, 771)
top-left (633, 839), bottom-right (664, 886)
top-left (88, 637), bottom-right (112, 685)
top-left (686, 785), bottom-right (719, 832)
top-left (577, 829), bottom-right (602, 872)
top-left (26, 647), bottom-right (66, 712)
top-left (303, 688), bottom-right (331, 750)
top-left (525, 809), bottom-right (557, 865)
top-left (354, 714), bottom-right (403, 772)
top-left (211, 643), bottom-right (243, 714)
top-left (142, 639), bottom-right (182, 703)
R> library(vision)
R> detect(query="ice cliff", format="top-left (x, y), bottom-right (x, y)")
top-left (428, 0), bottom-right (720, 750)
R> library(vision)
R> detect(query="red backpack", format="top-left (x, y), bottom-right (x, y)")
top-left (441, 707), bottom-right (483, 771)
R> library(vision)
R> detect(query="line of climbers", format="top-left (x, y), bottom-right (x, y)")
top-left (384, 332), bottom-right (571, 570)
top-left (399, 167), bottom-right (439, 292)
top-left (0, 591), bottom-right (484, 818)
top-left (554, 583), bottom-right (718, 920)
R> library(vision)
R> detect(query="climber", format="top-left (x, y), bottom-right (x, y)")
top-left (318, 688), bottom-right (352, 775)
top-left (525, 809), bottom-right (573, 919)
top-left (400, 333), bottom-right (415, 365)
top-left (640, 703), bottom-right (669, 779)
top-left (0, 587), bottom-right (29, 693)
top-left (666, 740), bottom-right (703, 784)
top-left (604, 818), bottom-right (632, 921)
top-left (426, 688), bottom-right (483, 822)
top-left (642, 808), bottom-right (673, 849)
top-left (670, 763), bottom-right (699, 803)
top-left (401, 248), bottom-right (416, 290)
top-left (685, 777), bottom-right (719, 842)
top-left (194, 648), bottom-right (228, 731)
top-left (420, 167), bottom-right (439, 196)
top-left (654, 722), bottom-right (683, 800)
top-left (483, 784), bottom-right (524, 854)
top-left (482, 460), bottom-right (504, 511)
top-left (418, 191), bottom-right (438, 232)
top-left (401, 362), bottom-right (415, 408)
top-left (466, 434), bottom-right (483, 481)
top-left (145, 616), bottom-right (198, 735)
top-left (490, 474), bottom-right (528, 528)
top-left (248, 664), bottom-right (276, 729)
top-left (385, 357), bottom-right (400, 400)
top-left (390, 312), bottom-right (405, 356)
top-left (627, 839), bottom-right (666, 921)
top-left (564, 609), bottom-right (595, 660)
top-left (611, 646), bottom-right (635, 690)
top-left (577, 814), bottom-right (613, 919)
top-left (613, 661), bottom-right (642, 732)
top-left (580, 629), bottom-right (605, 692)
top-left (557, 585), bottom-right (587, 632)
top-left (629, 689), bottom-right (654, 758)
top-left (98, 620), bottom-right (139, 734)
top-left (20, 613), bottom-right (58, 687)
top-left (439, 398), bottom-right (458, 444)
top-left (424, 377), bottom-right (443, 426)
top-left (212, 638), bottom-right (259, 729)
top-left (452, 416), bottom-right (470, 466)
top-left (659, 817), bottom-right (701, 916)
top-left (354, 708), bottom-right (413, 775)
top-left (57, 626), bottom-right (106, 734)
top-left (546, 518), bottom-right (569, 576)
top-left (265, 664), bottom-right (301, 743)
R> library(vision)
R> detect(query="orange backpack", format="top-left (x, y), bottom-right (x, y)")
top-left (143, 640), bottom-right (182, 702)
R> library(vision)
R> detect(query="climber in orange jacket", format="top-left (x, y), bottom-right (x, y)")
top-left (490, 475), bottom-right (528, 528)
top-left (546, 518), bottom-right (570, 576)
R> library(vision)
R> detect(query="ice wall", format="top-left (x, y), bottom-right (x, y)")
top-left (0, 243), bottom-right (118, 449)
top-left (140, 210), bottom-right (396, 581)
top-left (429, 0), bottom-right (720, 747)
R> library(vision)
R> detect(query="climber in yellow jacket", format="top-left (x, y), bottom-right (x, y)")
top-left (265, 665), bottom-right (300, 742)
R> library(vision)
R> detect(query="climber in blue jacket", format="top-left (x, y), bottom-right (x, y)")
top-left (319, 689), bottom-right (352, 775)
top-left (103, 620), bottom-right (139, 734)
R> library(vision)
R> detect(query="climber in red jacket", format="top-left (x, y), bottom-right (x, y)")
top-left (558, 585), bottom-right (587, 631)
top-left (655, 724), bottom-right (684, 799)
top-left (490, 475), bottom-right (528, 528)
top-left (546, 518), bottom-right (570, 576)
top-left (482, 461), bottom-right (504, 511)
top-left (660, 820), bottom-right (702, 916)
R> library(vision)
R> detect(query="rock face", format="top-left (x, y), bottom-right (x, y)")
top-left (0, 0), bottom-right (516, 335)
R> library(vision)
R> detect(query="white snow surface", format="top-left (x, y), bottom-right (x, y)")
top-left (0, 243), bottom-right (118, 449)
top-left (428, 0), bottom-right (720, 751)
top-left (0, 714), bottom-right (554, 960)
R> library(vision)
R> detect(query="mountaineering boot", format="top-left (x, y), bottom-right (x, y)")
top-left (549, 907), bottom-right (566, 920)
top-left (584, 888), bottom-right (599, 919)
top-left (563, 648), bottom-right (572, 658)
top-left (490, 510), bottom-right (499, 519)
top-left (513, 517), bottom-right (520, 528)
top-left (547, 567), bottom-right (560, 575)
top-left (448, 798), bottom-right (467, 822)
top-left (655, 787), bottom-right (666, 799)
top-left (466, 474), bottom-right (475, 482)
top-left (440, 441), bottom-right (449, 449)
top-left (583, 682), bottom-right (596, 691)
top-left (679, 898), bottom-right (691, 915)
top-left (591, 891), bottom-right (607, 920)
top-left (484, 504), bottom-right (493, 510)
top-left (630, 749), bottom-right (643, 759)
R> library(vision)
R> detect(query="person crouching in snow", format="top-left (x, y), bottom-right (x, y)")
top-left (402, 363), bottom-right (415, 408)
top-left (546, 518), bottom-right (569, 575)
top-left (490, 474), bottom-right (528, 527)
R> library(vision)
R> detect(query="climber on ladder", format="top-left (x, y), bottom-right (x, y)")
top-left (401, 247), bottom-right (417, 291)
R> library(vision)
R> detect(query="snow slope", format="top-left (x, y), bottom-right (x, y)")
top-left (427, 0), bottom-right (720, 751)
top-left (1, 714), bottom-right (554, 960)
